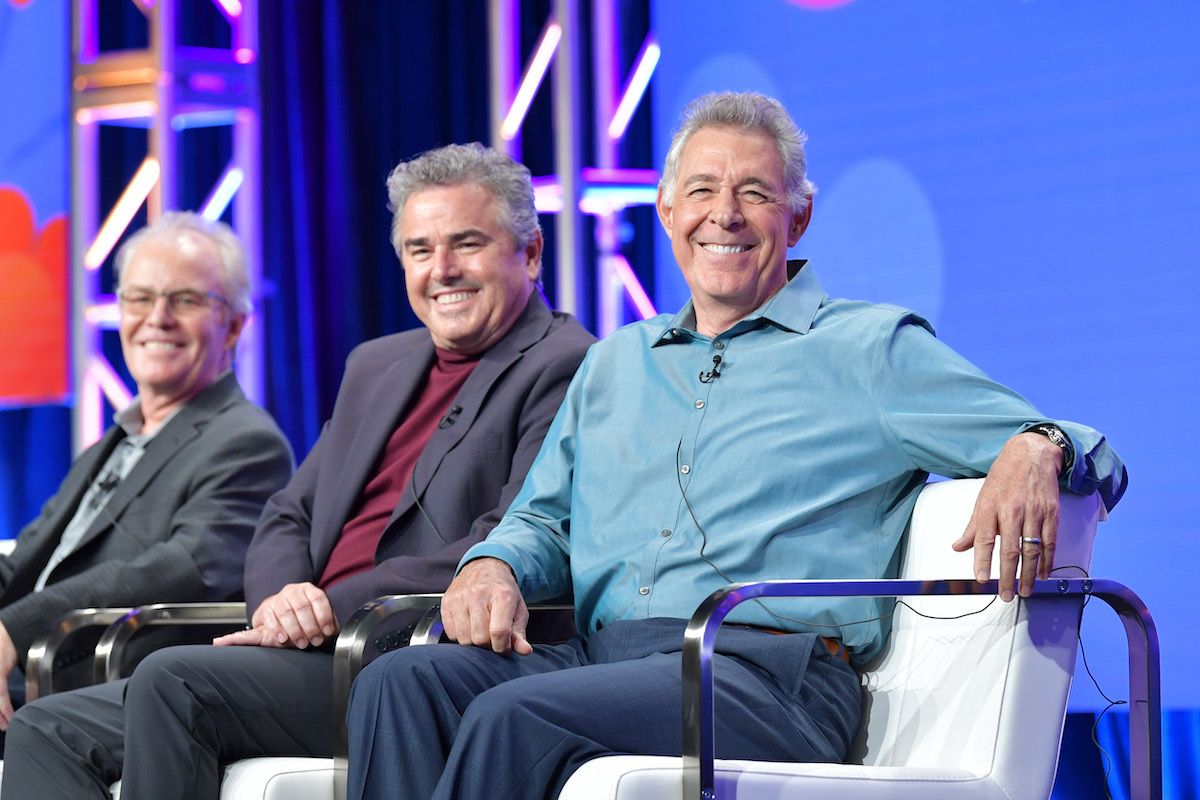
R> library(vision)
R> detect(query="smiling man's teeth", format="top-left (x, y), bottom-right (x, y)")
top-left (702, 244), bottom-right (748, 254)
top-left (143, 342), bottom-right (180, 350)
top-left (436, 291), bottom-right (477, 304)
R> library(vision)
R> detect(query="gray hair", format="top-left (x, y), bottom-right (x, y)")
top-left (115, 211), bottom-right (252, 315)
top-left (386, 142), bottom-right (541, 258)
top-left (659, 92), bottom-right (816, 215)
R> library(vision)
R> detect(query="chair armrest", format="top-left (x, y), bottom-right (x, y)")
top-left (681, 578), bottom-right (1161, 800)
top-left (25, 607), bottom-right (134, 702)
top-left (331, 594), bottom-right (446, 800)
top-left (91, 601), bottom-right (249, 685)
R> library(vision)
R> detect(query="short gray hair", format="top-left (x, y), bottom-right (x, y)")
top-left (115, 212), bottom-right (252, 315)
top-left (659, 92), bottom-right (816, 215)
top-left (386, 142), bottom-right (541, 258)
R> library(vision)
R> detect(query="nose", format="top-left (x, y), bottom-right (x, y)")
top-left (144, 293), bottom-right (177, 326)
top-left (429, 247), bottom-right (462, 284)
top-left (709, 188), bottom-right (744, 228)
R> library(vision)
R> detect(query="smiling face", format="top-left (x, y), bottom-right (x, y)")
top-left (657, 126), bottom-right (810, 336)
top-left (118, 231), bottom-right (244, 414)
top-left (398, 183), bottom-right (540, 354)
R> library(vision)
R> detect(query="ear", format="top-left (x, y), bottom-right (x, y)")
top-left (787, 199), bottom-right (813, 247)
top-left (656, 184), bottom-right (674, 236)
top-left (224, 313), bottom-right (246, 351)
top-left (523, 230), bottom-right (544, 282)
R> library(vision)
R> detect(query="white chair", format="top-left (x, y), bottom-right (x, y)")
top-left (556, 479), bottom-right (1161, 800)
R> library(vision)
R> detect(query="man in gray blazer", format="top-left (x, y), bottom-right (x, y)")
top-left (0, 143), bottom-right (594, 798)
top-left (0, 212), bottom-right (293, 728)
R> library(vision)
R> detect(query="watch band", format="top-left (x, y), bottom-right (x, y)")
top-left (1026, 423), bottom-right (1075, 476)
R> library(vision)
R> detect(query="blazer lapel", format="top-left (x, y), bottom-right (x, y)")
top-left (394, 293), bottom-right (554, 530)
top-left (312, 341), bottom-right (436, 564)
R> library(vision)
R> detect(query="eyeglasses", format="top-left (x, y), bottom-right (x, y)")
top-left (117, 287), bottom-right (231, 317)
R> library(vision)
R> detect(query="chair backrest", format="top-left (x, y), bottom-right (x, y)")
top-left (851, 478), bottom-right (1102, 795)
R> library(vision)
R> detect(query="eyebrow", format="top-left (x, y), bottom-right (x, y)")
top-left (402, 229), bottom-right (493, 250)
top-left (684, 173), bottom-right (777, 192)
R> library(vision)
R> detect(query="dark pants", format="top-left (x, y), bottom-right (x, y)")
top-left (346, 618), bottom-right (862, 800)
top-left (0, 645), bottom-right (334, 800)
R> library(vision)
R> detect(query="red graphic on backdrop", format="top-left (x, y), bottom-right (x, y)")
top-left (0, 187), bottom-right (69, 403)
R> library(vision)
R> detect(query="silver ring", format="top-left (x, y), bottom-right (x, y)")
top-left (1020, 536), bottom-right (1043, 547)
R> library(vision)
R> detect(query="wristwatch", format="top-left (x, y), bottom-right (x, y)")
top-left (1026, 423), bottom-right (1075, 476)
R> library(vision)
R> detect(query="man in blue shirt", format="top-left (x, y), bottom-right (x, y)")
top-left (346, 92), bottom-right (1127, 800)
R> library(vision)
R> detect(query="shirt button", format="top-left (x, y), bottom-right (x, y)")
top-left (639, 586), bottom-right (650, 595)
top-left (661, 529), bottom-right (671, 537)
top-left (680, 464), bottom-right (690, 474)
top-left (714, 341), bottom-right (725, 350)
top-left (694, 400), bottom-right (705, 409)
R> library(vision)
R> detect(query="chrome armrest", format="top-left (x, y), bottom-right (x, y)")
top-left (681, 578), bottom-right (1161, 800)
top-left (25, 607), bottom-right (134, 702)
top-left (92, 602), bottom-right (249, 684)
top-left (331, 593), bottom-right (446, 800)
top-left (329, 596), bottom-right (574, 800)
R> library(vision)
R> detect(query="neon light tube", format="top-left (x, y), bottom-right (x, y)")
top-left (608, 36), bottom-right (659, 140)
top-left (85, 158), bottom-right (160, 270)
top-left (611, 255), bottom-right (657, 319)
top-left (501, 22), bottom-right (561, 141)
top-left (201, 165), bottom-right (244, 220)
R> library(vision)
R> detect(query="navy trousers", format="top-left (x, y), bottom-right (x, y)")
top-left (346, 618), bottom-right (861, 800)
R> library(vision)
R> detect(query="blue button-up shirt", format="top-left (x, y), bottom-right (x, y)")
top-left (466, 266), bottom-right (1126, 662)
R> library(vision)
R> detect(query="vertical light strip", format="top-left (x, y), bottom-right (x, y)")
top-left (89, 356), bottom-right (134, 411)
top-left (608, 35), bottom-right (660, 141)
top-left (84, 158), bottom-right (160, 270)
top-left (500, 21), bottom-right (562, 140)
top-left (80, 367), bottom-right (103, 446)
top-left (611, 255), bottom-right (658, 319)
top-left (201, 164), bottom-right (244, 220)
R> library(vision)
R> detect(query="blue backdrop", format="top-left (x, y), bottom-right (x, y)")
top-left (653, 0), bottom-right (1199, 721)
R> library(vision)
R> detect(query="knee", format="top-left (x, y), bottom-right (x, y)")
top-left (124, 646), bottom-right (210, 716)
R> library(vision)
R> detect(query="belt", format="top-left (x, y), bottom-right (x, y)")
top-left (729, 624), bottom-right (851, 666)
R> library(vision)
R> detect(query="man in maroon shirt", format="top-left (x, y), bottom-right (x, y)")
top-left (1, 143), bottom-right (596, 800)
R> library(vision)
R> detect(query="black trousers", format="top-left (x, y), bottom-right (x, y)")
top-left (1, 645), bottom-right (334, 800)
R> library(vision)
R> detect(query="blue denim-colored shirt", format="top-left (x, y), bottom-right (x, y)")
top-left (465, 265), bottom-right (1127, 662)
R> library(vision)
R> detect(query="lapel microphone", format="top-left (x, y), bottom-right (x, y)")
top-left (698, 355), bottom-right (723, 384)
top-left (438, 405), bottom-right (463, 428)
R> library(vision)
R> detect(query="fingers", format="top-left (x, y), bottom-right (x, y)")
top-left (212, 628), bottom-right (272, 647)
top-left (442, 558), bottom-right (529, 655)
top-left (0, 685), bottom-right (12, 732)
top-left (251, 583), bottom-right (338, 649)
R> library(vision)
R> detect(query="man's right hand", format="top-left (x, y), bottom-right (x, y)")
top-left (441, 557), bottom-right (531, 655)
top-left (213, 582), bottom-right (338, 649)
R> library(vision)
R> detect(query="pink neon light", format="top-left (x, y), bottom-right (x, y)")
top-left (608, 36), bottom-right (660, 140)
top-left (215, 0), bottom-right (243, 18)
top-left (235, 48), bottom-right (256, 64)
top-left (85, 300), bottom-right (121, 328)
top-left (76, 102), bottom-right (158, 125)
top-left (89, 357), bottom-right (134, 416)
top-left (201, 166), bottom-right (244, 220)
top-left (84, 158), bottom-right (160, 271)
top-left (501, 22), bottom-right (562, 140)
top-left (81, 369), bottom-right (103, 446)
top-left (610, 255), bottom-right (657, 320)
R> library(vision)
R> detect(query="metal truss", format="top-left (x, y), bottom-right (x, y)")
top-left (488, 0), bottom-right (660, 337)
top-left (69, 0), bottom-right (261, 451)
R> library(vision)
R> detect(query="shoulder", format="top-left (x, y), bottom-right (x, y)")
top-left (814, 296), bottom-right (935, 339)
top-left (529, 310), bottom-right (596, 361)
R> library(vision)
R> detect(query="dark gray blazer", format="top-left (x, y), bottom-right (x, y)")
top-left (0, 372), bottom-right (294, 659)
top-left (243, 293), bottom-right (594, 625)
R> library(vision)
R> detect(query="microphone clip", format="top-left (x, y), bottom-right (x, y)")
top-left (698, 355), bottom-right (723, 384)
top-left (438, 405), bottom-right (463, 429)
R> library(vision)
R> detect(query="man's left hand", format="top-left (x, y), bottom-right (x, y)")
top-left (0, 621), bottom-right (20, 731)
top-left (953, 431), bottom-right (1063, 601)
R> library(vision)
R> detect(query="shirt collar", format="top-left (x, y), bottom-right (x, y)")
top-left (117, 368), bottom-right (233, 439)
top-left (653, 260), bottom-right (825, 346)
